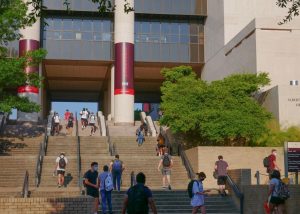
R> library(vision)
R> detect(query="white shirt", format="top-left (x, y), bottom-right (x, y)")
top-left (56, 156), bottom-right (68, 171)
top-left (81, 110), bottom-right (88, 119)
top-left (54, 115), bottom-right (60, 123)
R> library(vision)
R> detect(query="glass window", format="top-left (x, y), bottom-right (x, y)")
top-left (190, 35), bottom-right (198, 43)
top-left (151, 22), bottom-right (160, 34)
top-left (73, 20), bottom-right (81, 31)
top-left (53, 19), bottom-right (62, 30)
top-left (103, 20), bottom-right (111, 32)
top-left (166, 35), bottom-right (179, 43)
top-left (180, 23), bottom-right (189, 35)
top-left (82, 20), bottom-right (92, 31)
top-left (63, 19), bottom-right (73, 30)
top-left (62, 31), bottom-right (75, 40)
top-left (102, 33), bottom-right (111, 41)
top-left (93, 20), bottom-right (101, 32)
top-left (82, 32), bottom-right (93, 40)
top-left (141, 22), bottom-right (150, 34)
top-left (161, 22), bottom-right (169, 34)
top-left (170, 23), bottom-right (179, 34)
top-left (180, 35), bottom-right (189, 43)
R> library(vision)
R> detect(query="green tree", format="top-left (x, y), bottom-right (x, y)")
top-left (0, 0), bottom-right (46, 113)
top-left (276, 0), bottom-right (300, 24)
top-left (160, 66), bottom-right (273, 146)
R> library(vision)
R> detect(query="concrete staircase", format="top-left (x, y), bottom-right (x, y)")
top-left (101, 191), bottom-right (239, 214)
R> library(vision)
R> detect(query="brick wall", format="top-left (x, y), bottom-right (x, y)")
top-left (0, 196), bottom-right (94, 214)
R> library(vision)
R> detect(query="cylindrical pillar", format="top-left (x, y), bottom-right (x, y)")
top-left (114, 0), bottom-right (134, 125)
top-left (17, 1), bottom-right (41, 122)
top-left (110, 65), bottom-right (115, 120)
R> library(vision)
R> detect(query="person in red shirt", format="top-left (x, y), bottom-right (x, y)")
top-left (64, 109), bottom-right (70, 121)
top-left (268, 149), bottom-right (281, 174)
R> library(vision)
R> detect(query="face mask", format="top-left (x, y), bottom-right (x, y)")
top-left (93, 166), bottom-right (98, 171)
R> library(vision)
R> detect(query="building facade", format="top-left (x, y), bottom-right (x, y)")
top-left (14, 0), bottom-right (206, 123)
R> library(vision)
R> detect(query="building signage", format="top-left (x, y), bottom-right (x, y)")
top-left (287, 142), bottom-right (300, 172)
top-left (288, 98), bottom-right (300, 107)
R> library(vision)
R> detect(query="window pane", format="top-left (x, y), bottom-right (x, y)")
top-left (73, 20), bottom-right (81, 31)
top-left (62, 31), bottom-right (75, 40)
top-left (63, 19), bottom-right (73, 30)
top-left (82, 20), bottom-right (92, 31)
top-left (53, 19), bottom-right (62, 30)
top-left (151, 22), bottom-right (160, 34)
top-left (141, 22), bottom-right (150, 34)
top-left (103, 20), bottom-right (111, 32)
top-left (82, 32), bottom-right (93, 40)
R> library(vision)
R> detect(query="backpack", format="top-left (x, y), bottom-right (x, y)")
top-left (58, 157), bottom-right (66, 169)
top-left (112, 160), bottom-right (122, 172)
top-left (277, 181), bottom-right (290, 200)
top-left (263, 156), bottom-right (270, 168)
top-left (104, 174), bottom-right (114, 191)
top-left (162, 154), bottom-right (171, 167)
top-left (127, 185), bottom-right (148, 214)
top-left (188, 180), bottom-right (197, 198)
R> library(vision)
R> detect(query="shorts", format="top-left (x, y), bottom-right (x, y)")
top-left (87, 190), bottom-right (99, 198)
top-left (161, 168), bottom-right (171, 176)
top-left (57, 170), bottom-right (65, 175)
top-left (270, 196), bottom-right (285, 205)
top-left (67, 122), bottom-right (73, 128)
top-left (158, 144), bottom-right (165, 148)
top-left (217, 176), bottom-right (227, 185)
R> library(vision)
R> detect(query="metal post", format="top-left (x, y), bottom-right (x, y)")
top-left (284, 142), bottom-right (288, 178)
top-left (255, 171), bottom-right (260, 185)
top-left (296, 172), bottom-right (299, 185)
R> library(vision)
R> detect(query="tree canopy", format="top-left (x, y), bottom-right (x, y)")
top-left (276, 0), bottom-right (300, 24)
top-left (0, 0), bottom-right (46, 113)
top-left (160, 66), bottom-right (273, 146)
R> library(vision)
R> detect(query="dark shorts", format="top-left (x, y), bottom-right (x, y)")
top-left (217, 176), bottom-right (227, 185)
top-left (57, 170), bottom-right (65, 175)
top-left (270, 196), bottom-right (285, 205)
top-left (87, 190), bottom-right (99, 198)
top-left (161, 168), bottom-right (171, 176)
top-left (158, 144), bottom-right (165, 148)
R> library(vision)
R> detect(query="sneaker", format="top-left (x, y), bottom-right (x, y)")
top-left (58, 185), bottom-right (61, 188)
top-left (162, 186), bottom-right (167, 189)
top-left (168, 185), bottom-right (172, 190)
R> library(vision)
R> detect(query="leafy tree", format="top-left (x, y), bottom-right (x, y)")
top-left (0, 0), bottom-right (46, 113)
top-left (160, 66), bottom-right (273, 146)
top-left (276, 0), bottom-right (300, 24)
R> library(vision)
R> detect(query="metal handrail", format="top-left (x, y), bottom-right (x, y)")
top-left (22, 170), bottom-right (29, 198)
top-left (178, 143), bottom-right (196, 179)
top-left (35, 142), bottom-right (44, 187)
top-left (226, 174), bottom-right (244, 214)
top-left (105, 120), bottom-right (115, 156)
top-left (0, 112), bottom-right (8, 135)
top-left (130, 171), bottom-right (136, 187)
top-left (75, 112), bottom-right (82, 187)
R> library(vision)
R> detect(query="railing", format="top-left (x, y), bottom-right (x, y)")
top-left (35, 142), bottom-right (44, 187)
top-left (130, 171), bottom-right (136, 187)
top-left (0, 112), bottom-right (8, 135)
top-left (178, 143), bottom-right (196, 179)
top-left (76, 112), bottom-right (82, 187)
top-left (226, 174), bottom-right (244, 214)
top-left (105, 120), bottom-right (115, 156)
top-left (22, 170), bottom-right (29, 198)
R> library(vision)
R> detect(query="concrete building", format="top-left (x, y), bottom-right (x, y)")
top-left (9, 0), bottom-right (300, 127)
top-left (203, 0), bottom-right (300, 127)
top-left (11, 0), bottom-right (206, 124)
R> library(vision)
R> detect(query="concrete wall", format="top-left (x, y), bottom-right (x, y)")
top-left (186, 146), bottom-right (284, 188)
top-left (227, 169), bottom-right (299, 214)
top-left (0, 196), bottom-right (94, 214)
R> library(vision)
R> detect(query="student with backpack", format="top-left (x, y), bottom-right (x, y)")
top-left (267, 170), bottom-right (289, 214)
top-left (136, 126), bottom-right (145, 146)
top-left (122, 172), bottom-right (157, 214)
top-left (54, 152), bottom-right (68, 188)
top-left (157, 147), bottom-right (173, 190)
top-left (98, 165), bottom-right (113, 214)
top-left (110, 155), bottom-right (125, 192)
top-left (89, 112), bottom-right (97, 136)
top-left (264, 149), bottom-right (281, 175)
top-left (188, 172), bottom-right (210, 214)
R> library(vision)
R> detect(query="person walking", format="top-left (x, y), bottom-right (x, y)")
top-left (267, 149), bottom-right (281, 174)
top-left (80, 108), bottom-right (88, 129)
top-left (66, 112), bottom-right (74, 135)
top-left (157, 147), bottom-right (173, 190)
top-left (136, 126), bottom-right (145, 146)
top-left (267, 170), bottom-right (286, 214)
top-left (54, 152), bottom-right (68, 188)
top-left (156, 133), bottom-right (165, 156)
top-left (98, 165), bottom-right (113, 214)
top-left (84, 162), bottom-right (99, 214)
top-left (64, 109), bottom-right (70, 121)
top-left (89, 112), bottom-right (97, 136)
top-left (53, 112), bottom-right (60, 135)
top-left (110, 155), bottom-right (125, 192)
top-left (215, 155), bottom-right (229, 196)
top-left (191, 172), bottom-right (210, 214)
top-left (122, 172), bottom-right (157, 214)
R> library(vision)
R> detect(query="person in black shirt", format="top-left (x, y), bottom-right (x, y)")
top-left (84, 162), bottom-right (99, 214)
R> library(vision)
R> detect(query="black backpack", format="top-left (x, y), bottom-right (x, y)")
top-left (187, 180), bottom-right (198, 198)
top-left (59, 157), bottom-right (66, 169)
top-left (263, 156), bottom-right (270, 168)
top-left (127, 185), bottom-right (148, 214)
top-left (162, 154), bottom-right (171, 167)
top-left (277, 180), bottom-right (290, 200)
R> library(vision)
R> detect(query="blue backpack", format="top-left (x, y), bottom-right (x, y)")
top-left (112, 160), bottom-right (122, 172)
